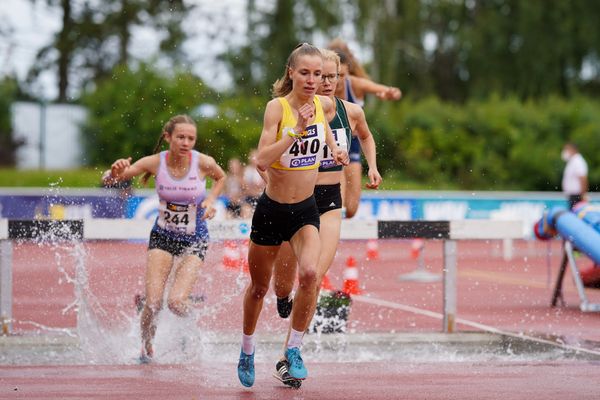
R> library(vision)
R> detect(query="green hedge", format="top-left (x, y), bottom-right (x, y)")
top-left (0, 168), bottom-right (106, 187)
top-left (367, 96), bottom-right (600, 191)
top-left (78, 64), bottom-right (600, 191)
top-left (81, 64), bottom-right (216, 166)
top-left (80, 64), bottom-right (264, 170)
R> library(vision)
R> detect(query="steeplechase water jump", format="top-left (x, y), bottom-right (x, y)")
top-left (2, 213), bottom-right (600, 398)
top-left (3, 3), bottom-right (600, 397)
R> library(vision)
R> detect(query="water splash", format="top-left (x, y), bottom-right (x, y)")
top-left (5, 237), bottom-right (599, 366)
top-left (64, 243), bottom-right (224, 365)
top-left (10, 320), bottom-right (75, 337)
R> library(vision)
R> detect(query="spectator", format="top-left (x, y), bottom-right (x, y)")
top-left (101, 169), bottom-right (133, 217)
top-left (241, 149), bottom-right (266, 218)
top-left (561, 142), bottom-right (588, 210)
top-left (224, 158), bottom-right (245, 219)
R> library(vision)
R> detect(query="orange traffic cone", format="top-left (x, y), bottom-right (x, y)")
top-left (366, 239), bottom-right (379, 261)
top-left (342, 256), bottom-right (362, 295)
top-left (222, 240), bottom-right (240, 269)
top-left (320, 274), bottom-right (335, 291)
top-left (411, 239), bottom-right (425, 260)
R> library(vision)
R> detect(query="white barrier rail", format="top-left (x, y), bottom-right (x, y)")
top-left (0, 218), bottom-right (524, 334)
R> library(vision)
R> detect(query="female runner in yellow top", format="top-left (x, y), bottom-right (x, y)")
top-left (237, 43), bottom-right (348, 387)
top-left (271, 49), bottom-right (382, 388)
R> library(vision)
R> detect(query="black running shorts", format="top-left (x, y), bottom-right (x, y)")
top-left (314, 183), bottom-right (342, 215)
top-left (250, 192), bottom-right (320, 246)
top-left (148, 229), bottom-right (208, 260)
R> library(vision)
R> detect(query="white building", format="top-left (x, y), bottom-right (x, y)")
top-left (11, 102), bottom-right (87, 169)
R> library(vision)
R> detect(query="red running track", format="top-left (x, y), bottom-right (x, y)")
top-left (9, 239), bottom-right (600, 340)
top-left (2, 361), bottom-right (599, 400)
top-left (2, 238), bottom-right (600, 399)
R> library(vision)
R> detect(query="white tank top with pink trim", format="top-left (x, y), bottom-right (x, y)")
top-left (154, 150), bottom-right (207, 237)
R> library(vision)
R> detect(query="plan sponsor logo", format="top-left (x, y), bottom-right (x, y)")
top-left (290, 156), bottom-right (317, 168)
top-left (320, 159), bottom-right (336, 169)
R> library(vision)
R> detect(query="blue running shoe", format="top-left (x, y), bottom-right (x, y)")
top-left (285, 347), bottom-right (307, 379)
top-left (237, 349), bottom-right (255, 387)
top-left (138, 344), bottom-right (153, 364)
top-left (138, 353), bottom-right (152, 364)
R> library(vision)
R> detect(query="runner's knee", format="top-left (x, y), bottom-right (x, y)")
top-left (145, 299), bottom-right (163, 314)
top-left (297, 268), bottom-right (317, 289)
top-left (167, 298), bottom-right (189, 317)
top-left (249, 282), bottom-right (270, 300)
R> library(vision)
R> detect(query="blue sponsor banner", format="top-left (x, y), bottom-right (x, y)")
top-left (1, 189), bottom-right (598, 238)
top-left (0, 189), bottom-right (129, 219)
top-left (350, 192), bottom-right (584, 221)
top-left (352, 192), bottom-right (599, 237)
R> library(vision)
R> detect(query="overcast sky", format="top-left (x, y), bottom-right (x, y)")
top-left (0, 0), bottom-right (59, 96)
top-left (0, 0), bottom-right (252, 99)
top-left (0, 0), bottom-right (368, 100)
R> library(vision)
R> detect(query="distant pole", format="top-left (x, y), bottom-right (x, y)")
top-left (443, 240), bottom-right (457, 333)
top-left (0, 240), bottom-right (13, 335)
top-left (39, 100), bottom-right (47, 169)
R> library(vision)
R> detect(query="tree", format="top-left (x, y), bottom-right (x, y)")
top-left (223, 0), bottom-right (343, 97)
top-left (353, 0), bottom-right (429, 98)
top-left (349, 0), bottom-right (600, 101)
top-left (80, 63), bottom-right (264, 169)
top-left (103, 0), bottom-right (191, 66)
top-left (27, 0), bottom-right (191, 102)
top-left (80, 63), bottom-right (214, 166)
top-left (0, 77), bottom-right (24, 166)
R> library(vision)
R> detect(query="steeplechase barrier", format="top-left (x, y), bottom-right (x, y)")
top-left (0, 218), bottom-right (523, 334)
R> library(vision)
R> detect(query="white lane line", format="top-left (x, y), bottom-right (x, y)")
top-left (353, 295), bottom-right (444, 320)
top-left (353, 294), bottom-right (600, 357)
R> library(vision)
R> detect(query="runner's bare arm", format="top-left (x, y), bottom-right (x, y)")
top-left (108, 155), bottom-right (158, 183)
top-left (255, 100), bottom-right (297, 171)
top-left (256, 167), bottom-right (268, 185)
top-left (346, 101), bottom-right (382, 189)
top-left (199, 154), bottom-right (226, 219)
top-left (350, 75), bottom-right (402, 101)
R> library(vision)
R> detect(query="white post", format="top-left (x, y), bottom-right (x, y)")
top-left (0, 240), bottom-right (12, 334)
top-left (502, 238), bottom-right (514, 261)
top-left (564, 241), bottom-right (600, 312)
top-left (443, 240), bottom-right (457, 333)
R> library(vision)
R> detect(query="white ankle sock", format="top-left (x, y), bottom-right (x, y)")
top-left (242, 333), bottom-right (255, 355)
top-left (287, 328), bottom-right (304, 349)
